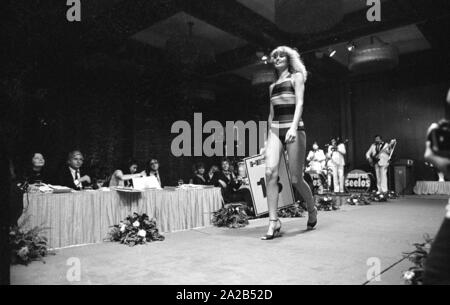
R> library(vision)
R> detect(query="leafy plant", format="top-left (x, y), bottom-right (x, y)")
top-left (277, 202), bottom-right (305, 218)
top-left (212, 204), bottom-right (249, 228)
top-left (316, 195), bottom-right (338, 211)
top-left (107, 213), bottom-right (165, 246)
top-left (9, 216), bottom-right (54, 265)
top-left (347, 193), bottom-right (370, 205)
top-left (386, 190), bottom-right (399, 199)
top-left (403, 234), bottom-right (433, 285)
top-left (368, 190), bottom-right (388, 202)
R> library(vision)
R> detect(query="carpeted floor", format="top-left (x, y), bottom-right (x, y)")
top-left (10, 195), bottom-right (447, 285)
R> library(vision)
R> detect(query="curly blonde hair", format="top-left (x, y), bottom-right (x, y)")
top-left (270, 46), bottom-right (308, 82)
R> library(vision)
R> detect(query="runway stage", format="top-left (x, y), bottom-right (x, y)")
top-left (11, 195), bottom-right (447, 285)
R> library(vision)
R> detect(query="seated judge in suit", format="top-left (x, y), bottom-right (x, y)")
top-left (21, 152), bottom-right (50, 185)
top-left (236, 162), bottom-right (250, 189)
top-left (212, 158), bottom-right (254, 214)
top-left (58, 150), bottom-right (91, 190)
top-left (145, 158), bottom-right (163, 188)
top-left (206, 165), bottom-right (219, 185)
top-left (192, 162), bottom-right (208, 185)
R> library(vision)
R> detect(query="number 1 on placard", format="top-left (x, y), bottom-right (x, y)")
top-left (257, 177), bottom-right (267, 198)
top-left (257, 176), bottom-right (283, 198)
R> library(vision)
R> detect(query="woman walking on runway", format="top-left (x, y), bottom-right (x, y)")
top-left (261, 46), bottom-right (317, 240)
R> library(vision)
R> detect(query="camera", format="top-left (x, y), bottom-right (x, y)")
top-left (427, 119), bottom-right (450, 158)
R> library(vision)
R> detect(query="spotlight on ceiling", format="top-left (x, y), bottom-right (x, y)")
top-left (347, 41), bottom-right (355, 51)
top-left (328, 48), bottom-right (337, 57)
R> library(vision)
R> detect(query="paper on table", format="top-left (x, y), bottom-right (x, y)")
top-left (113, 186), bottom-right (143, 193)
top-left (47, 184), bottom-right (73, 193)
top-left (132, 176), bottom-right (161, 190)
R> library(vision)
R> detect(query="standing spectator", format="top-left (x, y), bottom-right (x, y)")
top-left (423, 120), bottom-right (450, 284)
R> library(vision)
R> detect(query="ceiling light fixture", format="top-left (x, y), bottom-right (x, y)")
top-left (348, 36), bottom-right (399, 74)
top-left (328, 48), bottom-right (337, 57)
top-left (347, 41), bottom-right (355, 51)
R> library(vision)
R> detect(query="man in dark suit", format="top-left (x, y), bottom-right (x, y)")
top-left (58, 150), bottom-right (91, 190)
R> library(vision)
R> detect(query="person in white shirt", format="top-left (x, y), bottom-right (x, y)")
top-left (145, 158), bottom-right (163, 188)
top-left (327, 138), bottom-right (346, 193)
top-left (108, 159), bottom-right (146, 187)
top-left (366, 135), bottom-right (396, 192)
top-left (306, 142), bottom-right (326, 172)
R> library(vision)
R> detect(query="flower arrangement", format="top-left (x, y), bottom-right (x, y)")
top-left (277, 202), bottom-right (305, 218)
top-left (347, 193), bottom-right (370, 206)
top-left (316, 195), bottom-right (338, 211)
top-left (108, 213), bottom-right (165, 246)
top-left (386, 190), bottom-right (399, 199)
top-left (9, 217), bottom-right (54, 265)
top-left (212, 204), bottom-right (249, 228)
top-left (403, 234), bottom-right (433, 285)
top-left (368, 190), bottom-right (388, 202)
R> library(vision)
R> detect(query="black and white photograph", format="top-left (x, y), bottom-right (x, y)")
top-left (1, 0), bottom-right (450, 289)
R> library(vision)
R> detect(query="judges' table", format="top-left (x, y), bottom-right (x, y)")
top-left (414, 181), bottom-right (450, 195)
top-left (20, 187), bottom-right (223, 248)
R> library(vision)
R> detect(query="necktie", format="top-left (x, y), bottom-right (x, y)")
top-left (74, 170), bottom-right (81, 189)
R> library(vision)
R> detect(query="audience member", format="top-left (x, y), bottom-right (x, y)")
top-left (108, 159), bottom-right (145, 187)
top-left (58, 150), bottom-right (91, 190)
top-left (423, 120), bottom-right (450, 284)
top-left (146, 158), bottom-right (163, 188)
top-left (212, 159), bottom-right (254, 215)
top-left (206, 165), bottom-right (219, 185)
top-left (192, 162), bottom-right (208, 185)
top-left (21, 152), bottom-right (50, 185)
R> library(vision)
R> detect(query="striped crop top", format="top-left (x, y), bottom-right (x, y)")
top-left (270, 74), bottom-right (304, 130)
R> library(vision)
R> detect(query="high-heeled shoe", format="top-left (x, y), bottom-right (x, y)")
top-left (307, 208), bottom-right (318, 230)
top-left (261, 219), bottom-right (282, 240)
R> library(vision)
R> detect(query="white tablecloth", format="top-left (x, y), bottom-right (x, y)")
top-left (20, 187), bottom-right (223, 248)
top-left (413, 181), bottom-right (450, 195)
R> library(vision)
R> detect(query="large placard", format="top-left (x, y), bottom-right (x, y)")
top-left (244, 153), bottom-right (295, 216)
top-left (344, 169), bottom-right (374, 193)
